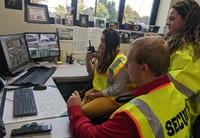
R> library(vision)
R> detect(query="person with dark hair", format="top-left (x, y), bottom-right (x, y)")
top-left (67, 36), bottom-right (190, 138)
top-left (81, 28), bottom-right (135, 119)
top-left (165, 0), bottom-right (200, 131)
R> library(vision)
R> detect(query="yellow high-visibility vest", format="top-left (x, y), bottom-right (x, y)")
top-left (93, 52), bottom-right (136, 101)
top-left (110, 82), bottom-right (191, 138)
top-left (168, 44), bottom-right (200, 124)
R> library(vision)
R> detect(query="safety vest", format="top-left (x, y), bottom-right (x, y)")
top-left (110, 82), bottom-right (191, 138)
top-left (93, 52), bottom-right (136, 99)
top-left (168, 44), bottom-right (200, 124)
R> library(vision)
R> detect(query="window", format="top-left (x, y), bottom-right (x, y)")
top-left (123, 0), bottom-right (154, 25)
top-left (26, 0), bottom-right (159, 28)
top-left (77, 0), bottom-right (119, 22)
top-left (30, 0), bottom-right (71, 18)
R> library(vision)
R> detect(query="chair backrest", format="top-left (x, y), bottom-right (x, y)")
top-left (115, 92), bottom-right (134, 103)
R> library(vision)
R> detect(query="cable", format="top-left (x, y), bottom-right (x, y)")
top-left (0, 97), bottom-right (13, 102)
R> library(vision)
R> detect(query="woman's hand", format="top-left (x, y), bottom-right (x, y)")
top-left (67, 91), bottom-right (82, 108)
top-left (86, 51), bottom-right (97, 61)
top-left (86, 91), bottom-right (103, 102)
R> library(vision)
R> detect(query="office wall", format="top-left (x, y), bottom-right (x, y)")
top-left (0, 1), bottom-right (56, 34)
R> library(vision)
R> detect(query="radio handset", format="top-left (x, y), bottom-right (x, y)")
top-left (88, 40), bottom-right (95, 53)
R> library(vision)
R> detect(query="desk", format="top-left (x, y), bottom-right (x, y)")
top-left (1, 63), bottom-right (91, 138)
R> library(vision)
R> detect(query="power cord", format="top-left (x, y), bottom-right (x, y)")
top-left (0, 97), bottom-right (13, 102)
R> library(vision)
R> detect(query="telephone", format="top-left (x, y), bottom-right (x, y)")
top-left (88, 40), bottom-right (95, 53)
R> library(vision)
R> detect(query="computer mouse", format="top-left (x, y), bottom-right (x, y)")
top-left (33, 84), bottom-right (47, 91)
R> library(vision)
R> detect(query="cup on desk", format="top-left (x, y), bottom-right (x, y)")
top-left (67, 56), bottom-right (75, 64)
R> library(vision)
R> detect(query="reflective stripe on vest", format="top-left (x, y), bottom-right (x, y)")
top-left (167, 73), bottom-right (200, 103)
top-left (93, 53), bottom-right (127, 91)
top-left (130, 98), bottom-right (165, 138)
top-left (108, 57), bottom-right (126, 87)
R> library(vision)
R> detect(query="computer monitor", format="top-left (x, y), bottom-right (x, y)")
top-left (24, 32), bottom-right (60, 61)
top-left (0, 33), bottom-right (30, 75)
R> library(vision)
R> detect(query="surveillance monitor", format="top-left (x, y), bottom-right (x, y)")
top-left (24, 32), bottom-right (60, 61)
top-left (0, 33), bottom-right (30, 75)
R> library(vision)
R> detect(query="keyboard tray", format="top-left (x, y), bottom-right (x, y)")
top-left (11, 66), bottom-right (57, 86)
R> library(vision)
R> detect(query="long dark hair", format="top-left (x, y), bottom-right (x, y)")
top-left (166, 0), bottom-right (200, 59)
top-left (97, 28), bottom-right (120, 73)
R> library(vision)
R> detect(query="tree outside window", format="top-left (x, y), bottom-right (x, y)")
top-left (30, 0), bottom-right (155, 26)
top-left (77, 0), bottom-right (119, 22)
top-left (123, 0), bottom-right (153, 25)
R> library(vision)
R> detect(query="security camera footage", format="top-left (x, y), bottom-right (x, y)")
top-left (25, 33), bottom-right (60, 59)
top-left (0, 34), bottom-right (30, 69)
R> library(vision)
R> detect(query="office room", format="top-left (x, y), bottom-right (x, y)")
top-left (0, 0), bottom-right (200, 137)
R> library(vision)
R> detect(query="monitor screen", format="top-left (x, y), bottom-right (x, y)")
top-left (0, 33), bottom-right (30, 75)
top-left (24, 32), bottom-right (60, 60)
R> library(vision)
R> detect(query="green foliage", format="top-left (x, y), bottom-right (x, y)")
top-left (106, 1), bottom-right (117, 22)
top-left (77, 0), bottom-right (117, 22)
top-left (96, 3), bottom-right (109, 19)
top-left (98, 0), bottom-right (117, 22)
top-left (123, 4), bottom-right (139, 24)
top-left (76, 0), bottom-right (150, 25)
top-left (53, 5), bottom-right (66, 17)
top-left (123, 4), bottom-right (150, 25)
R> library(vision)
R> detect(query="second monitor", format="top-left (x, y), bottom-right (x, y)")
top-left (24, 32), bottom-right (60, 61)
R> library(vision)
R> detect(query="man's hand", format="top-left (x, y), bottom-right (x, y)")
top-left (67, 91), bottom-right (82, 108)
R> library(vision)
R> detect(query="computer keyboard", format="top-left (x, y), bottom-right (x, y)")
top-left (11, 66), bottom-right (57, 86)
top-left (13, 88), bottom-right (38, 117)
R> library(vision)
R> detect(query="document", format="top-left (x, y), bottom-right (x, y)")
top-left (73, 27), bottom-right (103, 53)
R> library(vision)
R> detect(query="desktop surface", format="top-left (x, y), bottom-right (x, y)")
top-left (1, 63), bottom-right (90, 137)
top-left (3, 85), bottom-right (67, 124)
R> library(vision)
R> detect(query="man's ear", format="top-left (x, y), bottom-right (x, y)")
top-left (141, 63), bottom-right (149, 73)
